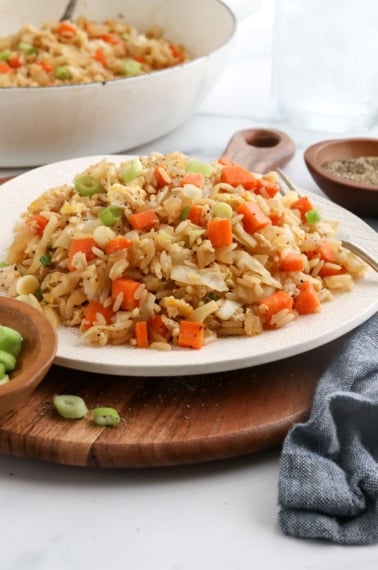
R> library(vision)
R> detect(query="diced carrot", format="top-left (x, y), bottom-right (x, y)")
top-left (294, 282), bottom-right (321, 315)
top-left (135, 321), bottom-right (149, 348)
top-left (111, 278), bottom-right (140, 310)
top-left (255, 178), bottom-right (280, 198)
top-left (218, 156), bottom-right (234, 166)
top-left (280, 251), bottom-right (305, 272)
top-left (221, 164), bottom-right (260, 191)
top-left (128, 209), bottom-right (159, 231)
top-left (154, 165), bottom-right (171, 188)
top-left (0, 62), bottom-right (11, 73)
top-left (8, 55), bottom-right (21, 69)
top-left (188, 204), bottom-right (204, 226)
top-left (57, 21), bottom-right (78, 38)
top-left (258, 290), bottom-right (293, 325)
top-left (133, 55), bottom-right (145, 63)
top-left (36, 60), bottom-right (53, 73)
top-left (67, 237), bottom-right (97, 271)
top-left (291, 196), bottom-right (313, 221)
top-left (236, 202), bottom-right (271, 234)
top-left (81, 300), bottom-right (115, 331)
top-left (169, 43), bottom-right (185, 62)
top-left (181, 173), bottom-right (204, 187)
top-left (207, 218), bottom-right (233, 247)
top-left (269, 212), bottom-right (285, 226)
top-left (99, 33), bottom-right (121, 45)
top-left (105, 236), bottom-right (132, 255)
top-left (318, 262), bottom-right (346, 277)
top-left (307, 241), bottom-right (336, 263)
top-left (93, 48), bottom-right (107, 66)
top-left (26, 214), bottom-right (49, 235)
top-left (177, 320), bottom-right (204, 350)
top-left (148, 314), bottom-right (169, 337)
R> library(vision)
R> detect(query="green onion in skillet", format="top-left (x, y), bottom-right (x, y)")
top-left (122, 58), bottom-right (142, 76)
top-left (0, 49), bottom-right (11, 61)
top-left (54, 66), bottom-right (72, 80)
top-left (19, 42), bottom-right (37, 55)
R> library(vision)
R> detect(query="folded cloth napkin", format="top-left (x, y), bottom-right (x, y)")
top-left (278, 313), bottom-right (378, 545)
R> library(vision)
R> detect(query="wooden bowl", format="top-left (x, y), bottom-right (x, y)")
top-left (304, 138), bottom-right (378, 217)
top-left (0, 297), bottom-right (57, 418)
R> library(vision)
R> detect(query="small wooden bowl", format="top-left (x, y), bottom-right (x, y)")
top-left (0, 297), bottom-right (57, 418)
top-left (304, 138), bottom-right (378, 217)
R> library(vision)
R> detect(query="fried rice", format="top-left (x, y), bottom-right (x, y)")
top-left (0, 152), bottom-right (366, 350)
top-left (0, 18), bottom-right (189, 87)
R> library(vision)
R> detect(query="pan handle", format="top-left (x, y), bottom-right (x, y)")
top-left (222, 128), bottom-right (296, 173)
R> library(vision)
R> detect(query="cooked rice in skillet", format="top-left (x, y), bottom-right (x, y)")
top-left (0, 18), bottom-right (189, 87)
top-left (0, 152), bottom-right (366, 350)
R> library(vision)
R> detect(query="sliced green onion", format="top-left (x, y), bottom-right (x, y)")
top-left (0, 49), bottom-right (11, 61)
top-left (53, 394), bottom-right (88, 419)
top-left (34, 287), bottom-right (43, 301)
top-left (305, 209), bottom-right (321, 224)
top-left (180, 205), bottom-right (190, 221)
top-left (19, 42), bottom-right (37, 54)
top-left (0, 262), bottom-right (8, 267)
top-left (74, 175), bottom-right (105, 196)
top-left (122, 58), bottom-right (142, 76)
top-left (186, 159), bottom-right (213, 177)
top-left (0, 362), bottom-right (6, 379)
top-left (121, 158), bottom-right (143, 183)
top-left (0, 325), bottom-right (23, 358)
top-left (54, 66), bottom-right (72, 80)
top-left (212, 202), bottom-right (233, 219)
top-left (0, 374), bottom-right (10, 386)
top-left (92, 407), bottom-right (121, 426)
top-left (40, 254), bottom-right (52, 267)
top-left (0, 349), bottom-right (16, 372)
top-left (207, 292), bottom-right (219, 301)
top-left (99, 205), bottom-right (122, 226)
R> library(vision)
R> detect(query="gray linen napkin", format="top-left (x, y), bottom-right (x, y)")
top-left (278, 313), bottom-right (378, 545)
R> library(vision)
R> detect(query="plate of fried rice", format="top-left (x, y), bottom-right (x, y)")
top-left (0, 153), bottom-right (377, 376)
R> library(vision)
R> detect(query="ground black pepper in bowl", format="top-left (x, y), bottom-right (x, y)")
top-left (322, 156), bottom-right (378, 186)
top-left (304, 138), bottom-right (378, 217)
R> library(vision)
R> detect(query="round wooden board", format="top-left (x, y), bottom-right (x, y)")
top-left (0, 339), bottom-right (341, 468)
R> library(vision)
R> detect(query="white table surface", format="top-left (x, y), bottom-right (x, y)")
top-left (1, 2), bottom-right (377, 569)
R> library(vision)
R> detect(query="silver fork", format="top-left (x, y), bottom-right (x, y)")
top-left (276, 168), bottom-right (378, 272)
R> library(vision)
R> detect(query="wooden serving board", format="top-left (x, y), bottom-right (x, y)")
top-left (0, 339), bottom-right (340, 468)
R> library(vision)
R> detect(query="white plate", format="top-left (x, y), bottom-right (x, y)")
top-left (1, 156), bottom-right (377, 377)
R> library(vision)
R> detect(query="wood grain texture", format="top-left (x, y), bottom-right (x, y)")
top-left (0, 339), bottom-right (341, 468)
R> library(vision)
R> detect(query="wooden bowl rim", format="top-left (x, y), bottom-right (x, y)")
top-left (304, 138), bottom-right (378, 193)
top-left (0, 296), bottom-right (57, 399)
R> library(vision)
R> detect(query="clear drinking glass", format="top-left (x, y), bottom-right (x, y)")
top-left (272, 0), bottom-right (378, 132)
